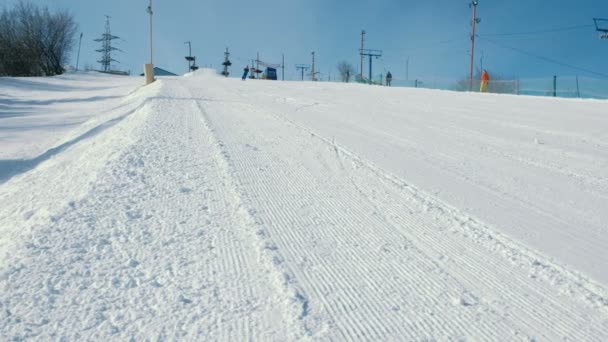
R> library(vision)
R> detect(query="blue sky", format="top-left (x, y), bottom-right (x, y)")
top-left (5, 0), bottom-right (608, 81)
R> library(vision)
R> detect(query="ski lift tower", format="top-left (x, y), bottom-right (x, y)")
top-left (295, 64), bottom-right (310, 81)
top-left (185, 41), bottom-right (198, 72)
top-left (221, 48), bottom-right (232, 77)
top-left (360, 49), bottom-right (382, 85)
top-left (594, 18), bottom-right (608, 40)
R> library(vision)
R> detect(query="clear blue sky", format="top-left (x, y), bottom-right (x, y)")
top-left (5, 0), bottom-right (608, 81)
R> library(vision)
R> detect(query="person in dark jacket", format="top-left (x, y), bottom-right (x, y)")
top-left (386, 71), bottom-right (393, 86)
top-left (242, 65), bottom-right (250, 80)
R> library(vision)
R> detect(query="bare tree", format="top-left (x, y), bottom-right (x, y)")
top-left (337, 61), bottom-right (356, 83)
top-left (0, 1), bottom-right (78, 76)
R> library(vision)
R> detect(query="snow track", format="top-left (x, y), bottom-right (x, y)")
top-left (1, 81), bottom-right (299, 340)
top-left (1, 72), bottom-right (607, 340)
top-left (180, 75), bottom-right (608, 340)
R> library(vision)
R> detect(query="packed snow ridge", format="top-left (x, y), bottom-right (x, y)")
top-left (1, 70), bottom-right (607, 340)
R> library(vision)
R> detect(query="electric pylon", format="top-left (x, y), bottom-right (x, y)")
top-left (94, 16), bottom-right (121, 72)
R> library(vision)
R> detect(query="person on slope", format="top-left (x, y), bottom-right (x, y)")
top-left (386, 71), bottom-right (393, 86)
top-left (242, 65), bottom-right (250, 80)
top-left (480, 70), bottom-right (490, 92)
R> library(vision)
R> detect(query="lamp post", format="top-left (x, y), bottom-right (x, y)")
top-left (148, 0), bottom-right (153, 65)
top-left (144, 0), bottom-right (155, 84)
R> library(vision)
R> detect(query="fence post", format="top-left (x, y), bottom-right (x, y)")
top-left (553, 75), bottom-right (557, 97)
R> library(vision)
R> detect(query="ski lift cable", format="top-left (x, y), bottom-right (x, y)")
top-left (478, 37), bottom-right (608, 78)
top-left (479, 24), bottom-right (593, 38)
top-left (381, 37), bottom-right (467, 54)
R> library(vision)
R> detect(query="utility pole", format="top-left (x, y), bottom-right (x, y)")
top-left (282, 54), bottom-right (285, 81)
top-left (360, 49), bottom-right (382, 85)
top-left (148, 0), bottom-right (153, 65)
top-left (553, 75), bottom-right (557, 97)
top-left (469, 0), bottom-right (480, 91)
top-left (221, 47), bottom-right (231, 77)
top-left (143, 1), bottom-right (155, 84)
top-left (311, 51), bottom-right (319, 81)
top-left (295, 64), bottom-right (309, 81)
top-left (250, 59), bottom-right (255, 79)
top-left (360, 30), bottom-right (365, 76)
top-left (76, 33), bottom-right (83, 71)
top-left (256, 52), bottom-right (260, 76)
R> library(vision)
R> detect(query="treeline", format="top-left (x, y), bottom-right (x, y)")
top-left (0, 1), bottom-right (78, 76)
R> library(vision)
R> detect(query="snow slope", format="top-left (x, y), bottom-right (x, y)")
top-left (1, 71), bottom-right (607, 340)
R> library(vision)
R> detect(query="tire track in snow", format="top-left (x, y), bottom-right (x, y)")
top-left (189, 78), bottom-right (608, 340)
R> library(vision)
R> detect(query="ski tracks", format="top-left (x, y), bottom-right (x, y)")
top-left (3, 75), bottom-right (608, 341)
top-left (189, 77), bottom-right (608, 341)
top-left (0, 81), bottom-right (300, 340)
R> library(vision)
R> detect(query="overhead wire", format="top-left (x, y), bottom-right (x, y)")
top-left (479, 24), bottom-right (594, 37)
top-left (477, 36), bottom-right (608, 78)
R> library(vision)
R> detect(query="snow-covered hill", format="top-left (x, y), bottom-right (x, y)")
top-left (1, 71), bottom-right (607, 340)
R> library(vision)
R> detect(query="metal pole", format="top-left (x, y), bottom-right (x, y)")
top-left (553, 75), bottom-right (557, 97)
top-left (469, 1), bottom-right (478, 91)
top-left (185, 41), bottom-right (192, 72)
top-left (282, 54), bottom-right (285, 81)
top-left (76, 33), bottom-right (83, 71)
top-left (149, 0), bottom-right (153, 65)
top-left (360, 30), bottom-right (365, 76)
top-left (368, 55), bottom-right (372, 85)
top-left (311, 51), bottom-right (315, 81)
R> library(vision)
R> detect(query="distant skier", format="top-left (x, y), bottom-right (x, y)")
top-left (242, 65), bottom-right (249, 80)
top-left (386, 71), bottom-right (393, 86)
top-left (480, 70), bottom-right (489, 92)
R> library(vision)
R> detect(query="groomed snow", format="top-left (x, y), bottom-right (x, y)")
top-left (1, 71), bottom-right (607, 340)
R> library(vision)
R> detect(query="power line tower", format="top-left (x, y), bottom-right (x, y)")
top-left (295, 64), bottom-right (310, 81)
top-left (221, 48), bottom-right (232, 77)
top-left (360, 49), bottom-right (382, 85)
top-left (94, 16), bottom-right (121, 72)
top-left (468, 1), bottom-right (481, 91)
